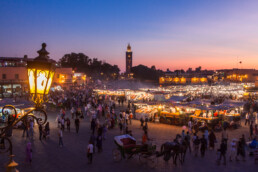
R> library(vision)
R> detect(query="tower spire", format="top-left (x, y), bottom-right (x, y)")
top-left (127, 43), bottom-right (131, 52)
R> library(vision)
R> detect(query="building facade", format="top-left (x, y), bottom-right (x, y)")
top-left (0, 56), bottom-right (73, 97)
top-left (0, 67), bottom-right (28, 98)
top-left (218, 69), bottom-right (258, 82)
top-left (159, 69), bottom-right (213, 85)
top-left (53, 68), bottom-right (74, 89)
top-left (125, 43), bottom-right (133, 74)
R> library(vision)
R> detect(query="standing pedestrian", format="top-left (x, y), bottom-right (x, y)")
top-left (61, 117), bottom-right (65, 131)
top-left (119, 119), bottom-right (123, 134)
top-left (245, 112), bottom-right (250, 126)
top-left (221, 128), bottom-right (228, 141)
top-left (66, 117), bottom-right (70, 132)
top-left (102, 124), bottom-right (107, 140)
top-left (125, 112), bottom-right (129, 125)
top-left (26, 142), bottom-right (32, 164)
top-left (22, 120), bottom-right (29, 138)
top-left (45, 122), bottom-right (50, 138)
top-left (181, 130), bottom-right (185, 140)
top-left (38, 124), bottom-right (42, 141)
top-left (208, 130), bottom-right (216, 150)
top-left (200, 135), bottom-right (207, 157)
top-left (29, 119), bottom-right (34, 140)
top-left (204, 129), bottom-right (209, 147)
top-left (193, 135), bottom-right (200, 157)
top-left (218, 139), bottom-right (227, 165)
top-left (91, 119), bottom-right (96, 134)
top-left (185, 131), bottom-right (191, 153)
top-left (140, 117), bottom-right (144, 127)
top-left (237, 135), bottom-right (246, 161)
top-left (250, 121), bottom-right (254, 140)
top-left (255, 111), bottom-right (258, 125)
top-left (129, 112), bottom-right (133, 125)
top-left (75, 118), bottom-right (80, 134)
top-left (89, 134), bottom-right (96, 153)
top-left (71, 107), bottom-right (75, 119)
top-left (96, 134), bottom-right (103, 152)
top-left (188, 120), bottom-right (192, 134)
top-left (58, 129), bottom-right (63, 147)
top-left (229, 139), bottom-right (237, 161)
top-left (87, 141), bottom-right (94, 164)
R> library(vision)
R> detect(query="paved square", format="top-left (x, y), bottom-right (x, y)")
top-left (0, 110), bottom-right (256, 172)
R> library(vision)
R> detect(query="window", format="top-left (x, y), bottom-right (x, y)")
top-left (2, 74), bottom-right (6, 79)
top-left (15, 74), bottom-right (19, 79)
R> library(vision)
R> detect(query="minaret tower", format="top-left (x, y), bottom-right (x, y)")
top-left (126, 43), bottom-right (132, 74)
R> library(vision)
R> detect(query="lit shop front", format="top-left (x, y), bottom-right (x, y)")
top-left (0, 81), bottom-right (28, 98)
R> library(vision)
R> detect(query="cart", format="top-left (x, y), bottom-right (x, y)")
top-left (112, 134), bottom-right (157, 168)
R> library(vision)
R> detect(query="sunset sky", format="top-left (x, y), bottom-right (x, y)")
top-left (0, 0), bottom-right (258, 72)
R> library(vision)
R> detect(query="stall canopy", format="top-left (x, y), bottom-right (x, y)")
top-left (154, 94), bottom-right (166, 102)
top-left (168, 96), bottom-right (187, 103)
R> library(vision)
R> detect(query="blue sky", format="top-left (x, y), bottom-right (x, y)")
top-left (0, 0), bottom-right (258, 71)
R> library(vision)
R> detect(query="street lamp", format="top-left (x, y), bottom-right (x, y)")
top-left (27, 43), bottom-right (55, 108)
top-left (0, 43), bottom-right (55, 172)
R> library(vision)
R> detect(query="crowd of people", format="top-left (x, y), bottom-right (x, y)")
top-left (10, 85), bottom-right (258, 167)
top-left (49, 87), bottom-right (137, 164)
top-left (165, 117), bottom-right (258, 166)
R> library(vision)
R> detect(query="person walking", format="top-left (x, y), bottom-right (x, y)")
top-left (237, 134), bottom-right (246, 161)
top-left (38, 124), bottom-right (42, 141)
top-left (143, 122), bottom-right (148, 133)
top-left (87, 141), bottom-right (94, 164)
top-left (208, 130), bottom-right (216, 150)
top-left (255, 124), bottom-right (258, 137)
top-left (25, 142), bottom-right (32, 164)
top-left (221, 128), bottom-right (228, 141)
top-left (91, 119), bottom-right (96, 134)
top-left (181, 130), bottom-right (186, 140)
top-left (119, 119), bottom-right (123, 134)
top-left (45, 122), bottom-right (50, 138)
top-left (89, 133), bottom-right (96, 153)
top-left (229, 139), bottom-right (237, 161)
top-left (61, 117), bottom-right (65, 131)
top-left (22, 120), bottom-right (29, 138)
top-left (58, 129), bottom-right (63, 147)
top-left (129, 112), bottom-right (133, 125)
top-left (255, 111), bottom-right (258, 125)
top-left (204, 129), bottom-right (209, 147)
top-left (200, 135), bottom-right (207, 157)
top-left (245, 112), bottom-right (250, 126)
top-left (250, 121), bottom-right (254, 140)
top-left (96, 134), bottom-right (103, 153)
top-left (71, 107), bottom-right (75, 119)
top-left (193, 135), bottom-right (200, 157)
top-left (140, 117), bottom-right (144, 127)
top-left (218, 139), bottom-right (227, 165)
top-left (125, 112), bottom-right (129, 125)
top-left (188, 120), bottom-right (192, 134)
top-left (29, 119), bottom-right (34, 140)
top-left (66, 117), bottom-right (70, 132)
top-left (142, 130), bottom-right (149, 145)
top-left (102, 124), bottom-right (107, 140)
top-left (185, 131), bottom-right (191, 153)
top-left (75, 118), bottom-right (80, 134)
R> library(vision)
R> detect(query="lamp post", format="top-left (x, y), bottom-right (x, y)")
top-left (0, 43), bottom-right (55, 172)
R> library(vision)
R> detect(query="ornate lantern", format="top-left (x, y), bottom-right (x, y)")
top-left (27, 43), bottom-right (56, 107)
